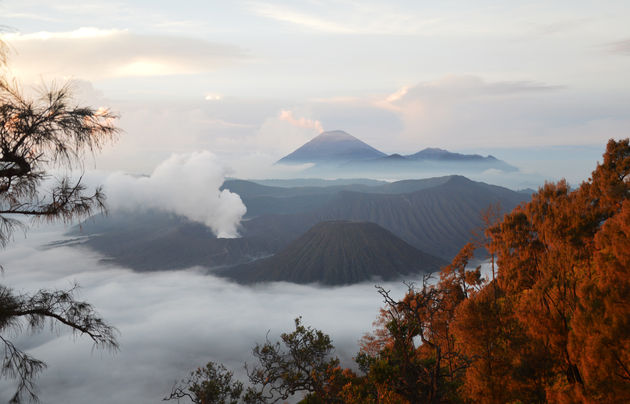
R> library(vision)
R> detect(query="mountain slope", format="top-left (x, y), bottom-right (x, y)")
top-left (71, 176), bottom-right (529, 274)
top-left (69, 211), bottom-right (278, 271)
top-left (218, 176), bottom-right (480, 224)
top-left (242, 176), bottom-right (527, 260)
top-left (221, 177), bottom-right (457, 218)
top-left (222, 221), bottom-right (446, 285)
top-left (315, 175), bottom-right (526, 258)
top-left (277, 130), bottom-right (386, 164)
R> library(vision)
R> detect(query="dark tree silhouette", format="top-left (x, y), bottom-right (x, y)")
top-left (0, 42), bottom-right (120, 402)
top-left (164, 362), bottom-right (244, 404)
top-left (245, 317), bottom-right (339, 403)
top-left (165, 319), bottom-right (340, 404)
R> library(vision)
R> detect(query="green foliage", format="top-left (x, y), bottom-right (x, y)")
top-left (0, 285), bottom-right (118, 403)
top-left (246, 317), bottom-right (340, 403)
top-left (164, 362), bottom-right (244, 404)
top-left (165, 318), bottom-right (341, 404)
top-left (0, 78), bottom-right (118, 247)
top-left (0, 39), bottom-right (120, 403)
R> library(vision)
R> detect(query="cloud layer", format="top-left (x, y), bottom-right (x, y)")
top-left (105, 151), bottom-right (246, 238)
top-left (0, 225), bottom-right (422, 404)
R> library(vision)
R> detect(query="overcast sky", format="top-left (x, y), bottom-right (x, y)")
top-left (1, 0), bottom-right (628, 183)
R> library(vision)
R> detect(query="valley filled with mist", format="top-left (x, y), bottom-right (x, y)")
top-left (0, 223), bottom-right (434, 403)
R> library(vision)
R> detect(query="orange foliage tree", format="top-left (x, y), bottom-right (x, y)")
top-left (355, 138), bottom-right (629, 404)
top-left (478, 138), bottom-right (630, 402)
top-left (354, 244), bottom-right (484, 404)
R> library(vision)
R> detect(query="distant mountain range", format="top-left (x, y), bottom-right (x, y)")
top-left (220, 221), bottom-right (446, 285)
top-left (408, 147), bottom-right (503, 163)
top-left (235, 175), bottom-right (527, 260)
top-left (69, 175), bottom-right (529, 285)
top-left (276, 130), bottom-right (517, 175)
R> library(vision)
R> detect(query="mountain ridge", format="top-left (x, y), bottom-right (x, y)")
top-left (69, 175), bottom-right (529, 278)
top-left (276, 131), bottom-right (517, 173)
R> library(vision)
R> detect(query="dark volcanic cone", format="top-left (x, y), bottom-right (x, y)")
top-left (221, 220), bottom-right (446, 285)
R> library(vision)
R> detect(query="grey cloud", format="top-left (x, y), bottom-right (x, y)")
top-left (6, 30), bottom-right (246, 79)
top-left (90, 96), bottom-right (279, 174)
top-left (532, 18), bottom-right (593, 36)
top-left (482, 80), bottom-right (564, 94)
top-left (380, 75), bottom-right (630, 154)
top-left (247, 0), bottom-right (431, 35)
top-left (401, 75), bottom-right (563, 102)
top-left (607, 38), bottom-right (630, 55)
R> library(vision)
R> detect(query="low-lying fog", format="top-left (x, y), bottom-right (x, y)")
top-left (0, 224), bottom-right (431, 403)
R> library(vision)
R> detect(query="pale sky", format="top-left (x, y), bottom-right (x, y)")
top-left (1, 0), bottom-right (629, 183)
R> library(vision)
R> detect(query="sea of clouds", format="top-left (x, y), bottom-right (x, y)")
top-left (0, 223), bottom-right (426, 403)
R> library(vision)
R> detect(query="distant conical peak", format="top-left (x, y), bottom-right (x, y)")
top-left (317, 130), bottom-right (352, 137)
top-left (308, 130), bottom-right (362, 143)
top-left (445, 174), bottom-right (472, 183)
top-left (277, 130), bottom-right (386, 164)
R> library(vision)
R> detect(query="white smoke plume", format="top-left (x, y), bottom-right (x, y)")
top-left (104, 151), bottom-right (246, 238)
